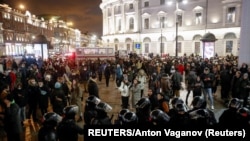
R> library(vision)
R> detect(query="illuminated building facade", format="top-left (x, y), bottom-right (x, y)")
top-left (0, 4), bottom-right (81, 58)
top-left (100, 0), bottom-right (242, 57)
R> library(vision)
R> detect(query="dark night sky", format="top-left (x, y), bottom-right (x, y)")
top-left (4, 0), bottom-right (103, 37)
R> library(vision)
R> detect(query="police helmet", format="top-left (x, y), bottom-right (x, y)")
top-left (96, 102), bottom-right (112, 112)
top-left (228, 98), bottom-right (243, 109)
top-left (237, 107), bottom-right (250, 118)
top-left (63, 105), bottom-right (79, 118)
top-left (43, 112), bottom-right (62, 126)
top-left (150, 109), bottom-right (170, 124)
top-left (189, 109), bottom-right (209, 120)
top-left (86, 95), bottom-right (101, 105)
top-left (122, 111), bottom-right (138, 125)
top-left (118, 109), bottom-right (130, 119)
top-left (175, 103), bottom-right (189, 113)
top-left (135, 97), bottom-right (151, 109)
top-left (191, 96), bottom-right (207, 109)
top-left (171, 97), bottom-right (184, 108)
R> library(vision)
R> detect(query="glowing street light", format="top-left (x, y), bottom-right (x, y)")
top-left (19, 4), bottom-right (25, 12)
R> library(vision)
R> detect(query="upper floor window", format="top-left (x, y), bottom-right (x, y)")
top-left (129, 18), bottom-right (134, 30)
top-left (144, 18), bottom-right (149, 29)
top-left (227, 7), bottom-right (236, 23)
top-left (195, 12), bottom-right (202, 25)
top-left (3, 12), bottom-right (11, 19)
top-left (108, 8), bottom-right (111, 16)
top-left (144, 1), bottom-right (149, 7)
top-left (118, 19), bottom-right (121, 31)
top-left (176, 13), bottom-right (182, 27)
top-left (115, 6), bottom-right (121, 14)
top-left (129, 3), bottom-right (134, 10)
top-left (160, 17), bottom-right (166, 28)
top-left (160, 0), bottom-right (166, 5)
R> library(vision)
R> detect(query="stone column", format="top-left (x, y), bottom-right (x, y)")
top-left (239, 0), bottom-right (250, 66)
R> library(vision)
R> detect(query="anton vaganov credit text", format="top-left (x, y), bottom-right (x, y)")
top-left (86, 128), bottom-right (246, 138)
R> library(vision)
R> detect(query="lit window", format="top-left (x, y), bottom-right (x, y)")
top-left (129, 3), bottom-right (133, 10)
top-left (195, 12), bottom-right (202, 25)
top-left (145, 43), bottom-right (149, 53)
top-left (160, 0), bottom-right (166, 5)
top-left (126, 44), bottom-right (131, 50)
top-left (160, 42), bottom-right (164, 54)
top-left (226, 40), bottom-right (233, 53)
top-left (227, 7), bottom-right (236, 23)
top-left (129, 18), bottom-right (134, 30)
top-left (144, 18), bottom-right (149, 29)
top-left (116, 6), bottom-right (121, 13)
top-left (118, 19), bottom-right (121, 31)
top-left (108, 8), bottom-right (111, 16)
top-left (194, 42), bottom-right (200, 55)
top-left (177, 42), bottom-right (182, 53)
top-left (160, 17), bottom-right (166, 28)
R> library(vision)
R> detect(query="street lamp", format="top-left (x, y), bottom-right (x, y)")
top-left (168, 0), bottom-right (188, 57)
top-left (19, 4), bottom-right (25, 10)
top-left (160, 20), bottom-right (163, 57)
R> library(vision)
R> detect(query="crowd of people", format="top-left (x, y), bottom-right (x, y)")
top-left (0, 52), bottom-right (249, 140)
top-left (0, 56), bottom-right (84, 141)
top-left (82, 53), bottom-right (250, 130)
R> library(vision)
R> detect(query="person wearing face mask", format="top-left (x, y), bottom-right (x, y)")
top-left (12, 82), bottom-right (28, 126)
top-left (38, 79), bottom-right (50, 116)
top-left (26, 77), bottom-right (41, 122)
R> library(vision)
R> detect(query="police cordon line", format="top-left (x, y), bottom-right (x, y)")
top-left (87, 128), bottom-right (246, 138)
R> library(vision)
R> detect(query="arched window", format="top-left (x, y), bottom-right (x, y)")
top-left (114, 39), bottom-right (119, 51)
top-left (143, 37), bottom-right (151, 53)
top-left (193, 34), bottom-right (202, 55)
top-left (224, 33), bottom-right (236, 53)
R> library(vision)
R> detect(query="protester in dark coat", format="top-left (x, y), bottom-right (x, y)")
top-left (88, 73), bottom-right (99, 98)
top-left (104, 63), bottom-right (111, 87)
top-left (12, 82), bottom-right (28, 125)
top-left (26, 77), bottom-right (40, 122)
top-left (50, 82), bottom-right (67, 116)
top-left (38, 79), bottom-right (50, 116)
top-left (1, 94), bottom-right (22, 141)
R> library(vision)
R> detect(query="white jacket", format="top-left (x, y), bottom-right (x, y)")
top-left (118, 82), bottom-right (130, 97)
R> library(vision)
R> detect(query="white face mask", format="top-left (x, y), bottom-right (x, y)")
top-left (38, 82), bottom-right (43, 87)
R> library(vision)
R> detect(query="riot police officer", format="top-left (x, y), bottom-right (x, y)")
top-left (114, 109), bottom-right (130, 125)
top-left (122, 111), bottom-right (138, 126)
top-left (84, 95), bottom-right (101, 125)
top-left (135, 97), bottom-right (153, 126)
top-left (219, 98), bottom-right (243, 128)
top-left (38, 112), bottom-right (62, 141)
top-left (188, 96), bottom-right (217, 128)
top-left (90, 101), bottom-right (113, 125)
top-left (150, 109), bottom-right (170, 126)
top-left (56, 105), bottom-right (84, 141)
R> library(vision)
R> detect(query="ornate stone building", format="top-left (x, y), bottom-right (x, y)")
top-left (100, 0), bottom-right (241, 57)
top-left (0, 4), bottom-right (81, 58)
